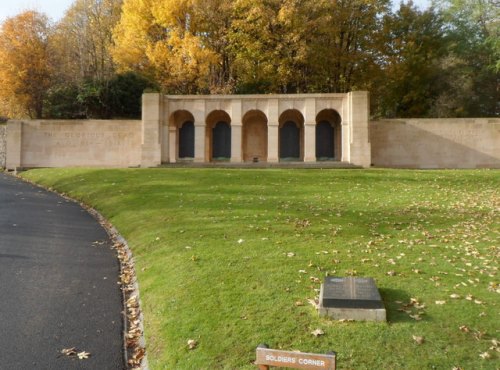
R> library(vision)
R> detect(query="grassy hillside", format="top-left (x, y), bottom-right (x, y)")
top-left (21, 168), bottom-right (499, 369)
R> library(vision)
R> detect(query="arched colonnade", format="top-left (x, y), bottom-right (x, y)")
top-left (142, 92), bottom-right (371, 167)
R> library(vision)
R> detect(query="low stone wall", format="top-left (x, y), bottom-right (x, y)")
top-left (370, 118), bottom-right (500, 169)
top-left (6, 120), bottom-right (142, 169)
top-left (0, 124), bottom-right (6, 168)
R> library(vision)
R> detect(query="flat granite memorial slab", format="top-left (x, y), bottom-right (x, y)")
top-left (319, 277), bottom-right (386, 322)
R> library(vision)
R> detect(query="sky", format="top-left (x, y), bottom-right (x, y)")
top-left (0, 0), bottom-right (432, 24)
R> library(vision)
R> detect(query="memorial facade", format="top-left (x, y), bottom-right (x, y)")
top-left (141, 91), bottom-right (371, 167)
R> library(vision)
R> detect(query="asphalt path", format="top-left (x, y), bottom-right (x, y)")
top-left (0, 173), bottom-right (124, 369)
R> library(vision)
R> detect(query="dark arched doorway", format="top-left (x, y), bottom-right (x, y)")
top-left (279, 109), bottom-right (304, 161)
top-left (178, 121), bottom-right (194, 159)
top-left (280, 121), bottom-right (300, 160)
top-left (316, 109), bottom-right (342, 161)
top-left (212, 121), bottom-right (231, 159)
top-left (316, 121), bottom-right (334, 160)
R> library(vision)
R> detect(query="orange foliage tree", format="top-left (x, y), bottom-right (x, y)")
top-left (0, 11), bottom-right (54, 118)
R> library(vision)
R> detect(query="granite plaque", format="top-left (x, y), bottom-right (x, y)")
top-left (319, 277), bottom-right (386, 321)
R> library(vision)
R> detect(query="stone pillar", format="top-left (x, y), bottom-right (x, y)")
top-left (231, 99), bottom-right (242, 163)
top-left (267, 99), bottom-right (279, 162)
top-left (169, 125), bottom-right (177, 163)
top-left (192, 100), bottom-right (206, 162)
top-left (304, 98), bottom-right (316, 162)
top-left (141, 93), bottom-right (163, 167)
top-left (347, 91), bottom-right (371, 168)
top-left (6, 120), bottom-right (23, 171)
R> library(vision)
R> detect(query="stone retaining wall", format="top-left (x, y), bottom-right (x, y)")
top-left (6, 120), bottom-right (142, 170)
top-left (370, 118), bottom-right (500, 168)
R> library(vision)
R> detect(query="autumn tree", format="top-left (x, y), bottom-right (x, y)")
top-left (374, 2), bottom-right (447, 117)
top-left (53, 0), bottom-right (123, 84)
top-left (112, 0), bottom-right (218, 93)
top-left (309, 0), bottom-right (390, 93)
top-left (431, 0), bottom-right (499, 117)
top-left (0, 11), bottom-right (54, 118)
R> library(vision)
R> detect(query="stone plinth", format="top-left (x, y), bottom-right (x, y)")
top-left (319, 277), bottom-right (386, 322)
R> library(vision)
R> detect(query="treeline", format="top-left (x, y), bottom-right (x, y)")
top-left (0, 0), bottom-right (498, 119)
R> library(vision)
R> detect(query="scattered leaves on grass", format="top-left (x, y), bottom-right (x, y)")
top-left (435, 300), bottom-right (446, 305)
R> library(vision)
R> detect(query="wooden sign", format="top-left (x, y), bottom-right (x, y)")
top-left (255, 345), bottom-right (336, 370)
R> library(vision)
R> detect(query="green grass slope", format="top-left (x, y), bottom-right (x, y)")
top-left (20, 168), bottom-right (499, 369)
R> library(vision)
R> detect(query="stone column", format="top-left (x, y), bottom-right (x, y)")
top-left (304, 98), bottom-right (316, 162)
top-left (141, 93), bottom-right (163, 167)
top-left (6, 120), bottom-right (23, 171)
top-left (169, 125), bottom-right (177, 163)
top-left (267, 99), bottom-right (279, 162)
top-left (194, 123), bottom-right (206, 162)
top-left (231, 99), bottom-right (242, 163)
top-left (347, 91), bottom-right (371, 168)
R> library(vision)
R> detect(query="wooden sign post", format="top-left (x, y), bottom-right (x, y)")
top-left (255, 344), bottom-right (336, 370)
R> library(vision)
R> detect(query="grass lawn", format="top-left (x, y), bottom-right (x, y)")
top-left (20, 168), bottom-right (499, 369)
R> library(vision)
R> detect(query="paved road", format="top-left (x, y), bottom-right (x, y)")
top-left (0, 173), bottom-right (124, 369)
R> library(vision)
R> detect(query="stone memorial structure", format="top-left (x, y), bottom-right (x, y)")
top-left (142, 91), bottom-right (371, 167)
top-left (3, 92), bottom-right (499, 170)
top-left (318, 277), bottom-right (386, 322)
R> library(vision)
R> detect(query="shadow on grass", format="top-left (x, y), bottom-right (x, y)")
top-left (380, 288), bottom-right (433, 324)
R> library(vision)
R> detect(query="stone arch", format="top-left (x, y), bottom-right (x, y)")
top-left (279, 109), bottom-right (304, 161)
top-left (170, 110), bottom-right (195, 160)
top-left (316, 109), bottom-right (342, 161)
top-left (242, 110), bottom-right (268, 162)
top-left (206, 110), bottom-right (231, 161)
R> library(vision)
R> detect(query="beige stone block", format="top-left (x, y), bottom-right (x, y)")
top-left (6, 121), bottom-right (22, 170)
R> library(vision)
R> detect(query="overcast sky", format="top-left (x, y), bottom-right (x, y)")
top-left (0, 0), bottom-right (432, 24)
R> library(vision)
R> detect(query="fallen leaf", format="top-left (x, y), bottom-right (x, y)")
top-left (412, 335), bottom-right (425, 345)
top-left (459, 325), bottom-right (470, 333)
top-left (77, 351), bottom-right (90, 360)
top-left (311, 328), bottom-right (324, 337)
top-left (61, 347), bottom-right (77, 356)
top-left (295, 301), bottom-right (304, 306)
top-left (237, 239), bottom-right (244, 244)
top-left (479, 351), bottom-right (491, 359)
top-left (435, 300), bottom-right (446, 305)
top-left (450, 294), bottom-right (460, 299)
top-left (307, 298), bottom-right (319, 309)
top-left (286, 252), bottom-right (295, 257)
top-left (187, 339), bottom-right (198, 350)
